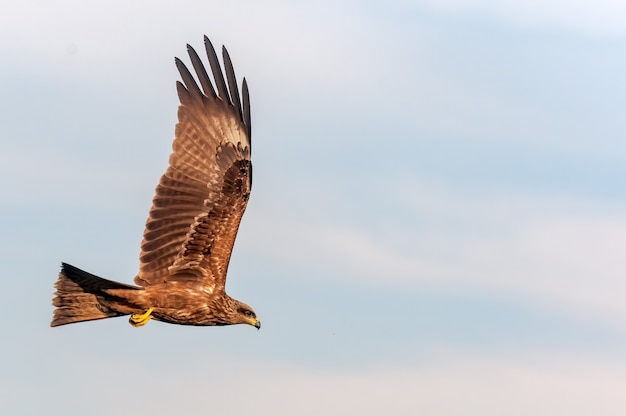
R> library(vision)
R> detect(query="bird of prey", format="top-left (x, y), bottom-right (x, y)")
top-left (51, 36), bottom-right (260, 330)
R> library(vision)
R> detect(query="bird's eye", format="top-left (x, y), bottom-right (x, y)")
top-left (245, 310), bottom-right (253, 317)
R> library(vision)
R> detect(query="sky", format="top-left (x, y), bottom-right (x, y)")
top-left (2, 0), bottom-right (626, 414)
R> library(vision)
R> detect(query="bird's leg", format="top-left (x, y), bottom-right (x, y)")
top-left (129, 307), bottom-right (154, 327)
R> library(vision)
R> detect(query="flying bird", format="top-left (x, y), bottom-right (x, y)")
top-left (51, 36), bottom-right (260, 330)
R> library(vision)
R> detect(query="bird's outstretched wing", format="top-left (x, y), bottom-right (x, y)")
top-left (135, 36), bottom-right (252, 291)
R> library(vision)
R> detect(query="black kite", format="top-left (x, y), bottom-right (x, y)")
top-left (51, 36), bottom-right (260, 330)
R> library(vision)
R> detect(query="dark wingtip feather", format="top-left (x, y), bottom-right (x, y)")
top-left (175, 57), bottom-right (203, 101)
top-left (187, 44), bottom-right (216, 99)
top-left (242, 77), bottom-right (251, 140)
top-left (222, 46), bottom-right (243, 123)
top-left (204, 36), bottom-right (230, 103)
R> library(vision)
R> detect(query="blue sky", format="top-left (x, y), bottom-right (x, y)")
top-left (2, 1), bottom-right (626, 414)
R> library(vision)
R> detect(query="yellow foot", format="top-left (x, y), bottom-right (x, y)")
top-left (129, 307), bottom-right (154, 327)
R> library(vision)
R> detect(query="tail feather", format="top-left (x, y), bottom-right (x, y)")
top-left (51, 263), bottom-right (141, 327)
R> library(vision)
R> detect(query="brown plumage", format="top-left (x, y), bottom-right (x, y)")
top-left (51, 36), bottom-right (260, 330)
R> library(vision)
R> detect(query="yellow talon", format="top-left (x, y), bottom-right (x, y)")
top-left (129, 307), bottom-right (154, 327)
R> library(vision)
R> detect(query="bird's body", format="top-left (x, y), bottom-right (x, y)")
top-left (51, 36), bottom-right (260, 330)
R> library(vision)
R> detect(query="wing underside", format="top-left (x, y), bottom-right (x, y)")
top-left (135, 36), bottom-right (252, 290)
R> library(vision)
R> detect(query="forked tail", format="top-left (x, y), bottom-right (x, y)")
top-left (51, 263), bottom-right (141, 327)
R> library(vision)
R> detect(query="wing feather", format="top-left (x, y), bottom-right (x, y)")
top-left (223, 47), bottom-right (243, 123)
top-left (175, 57), bottom-right (204, 100)
top-left (242, 78), bottom-right (251, 140)
top-left (187, 44), bottom-right (216, 99)
top-left (204, 36), bottom-right (231, 103)
top-left (135, 37), bottom-right (252, 288)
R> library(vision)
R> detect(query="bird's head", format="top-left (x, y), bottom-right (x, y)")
top-left (232, 300), bottom-right (261, 330)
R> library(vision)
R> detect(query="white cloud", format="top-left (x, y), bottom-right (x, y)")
top-left (417, 0), bottom-right (626, 35)
top-left (11, 350), bottom-right (626, 415)
top-left (0, 1), bottom-right (377, 92)
top-left (239, 174), bottom-right (626, 327)
top-left (204, 355), bottom-right (626, 415)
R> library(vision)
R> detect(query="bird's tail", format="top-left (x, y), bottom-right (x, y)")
top-left (51, 263), bottom-right (142, 327)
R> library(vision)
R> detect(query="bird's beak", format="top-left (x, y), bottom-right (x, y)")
top-left (254, 318), bottom-right (261, 330)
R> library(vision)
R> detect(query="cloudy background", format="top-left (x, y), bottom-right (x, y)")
top-left (2, 0), bottom-right (626, 414)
